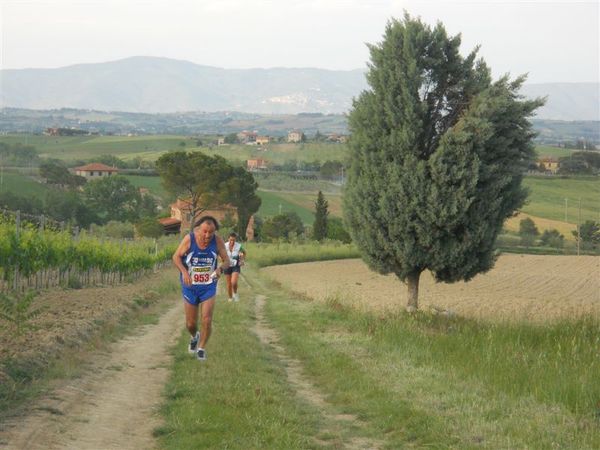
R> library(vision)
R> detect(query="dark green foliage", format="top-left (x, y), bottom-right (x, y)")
top-left (519, 218), bottom-right (539, 247)
top-left (0, 191), bottom-right (44, 215)
top-left (0, 142), bottom-right (39, 167)
top-left (39, 160), bottom-right (86, 188)
top-left (319, 160), bottom-right (344, 179)
top-left (343, 15), bottom-right (543, 307)
top-left (96, 154), bottom-right (128, 169)
top-left (540, 229), bottom-right (564, 248)
top-left (519, 217), bottom-right (539, 235)
top-left (558, 151), bottom-right (600, 174)
top-left (224, 133), bottom-right (238, 144)
top-left (313, 191), bottom-right (328, 241)
top-left (156, 152), bottom-right (260, 236)
top-left (44, 190), bottom-right (99, 227)
top-left (83, 175), bottom-right (142, 223)
top-left (224, 166), bottom-right (261, 240)
top-left (135, 217), bottom-right (164, 238)
top-left (326, 217), bottom-right (352, 243)
top-left (0, 189), bottom-right (97, 227)
top-left (574, 220), bottom-right (600, 248)
top-left (262, 212), bottom-right (305, 242)
top-left (0, 290), bottom-right (44, 337)
top-left (138, 194), bottom-right (158, 218)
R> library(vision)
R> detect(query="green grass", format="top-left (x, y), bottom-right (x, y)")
top-left (0, 135), bottom-right (349, 165)
top-left (0, 171), bottom-right (50, 197)
top-left (0, 134), bottom-right (194, 162)
top-left (202, 142), bottom-right (348, 165)
top-left (157, 299), bottom-right (320, 449)
top-left (123, 175), bottom-right (169, 200)
top-left (522, 176), bottom-right (600, 223)
top-left (535, 145), bottom-right (577, 158)
top-left (257, 190), bottom-right (315, 224)
top-left (245, 241), bottom-right (359, 268)
top-left (272, 191), bottom-right (343, 218)
top-left (254, 173), bottom-right (341, 193)
top-left (262, 278), bottom-right (600, 449)
top-left (161, 262), bottom-right (600, 448)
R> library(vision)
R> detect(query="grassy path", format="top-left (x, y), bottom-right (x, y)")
top-left (159, 264), bottom-right (600, 449)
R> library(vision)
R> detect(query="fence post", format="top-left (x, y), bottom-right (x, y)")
top-left (14, 210), bottom-right (20, 291)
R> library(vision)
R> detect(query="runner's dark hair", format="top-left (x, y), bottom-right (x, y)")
top-left (194, 215), bottom-right (220, 230)
top-left (229, 231), bottom-right (238, 238)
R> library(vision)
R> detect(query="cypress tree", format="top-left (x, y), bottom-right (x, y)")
top-left (313, 190), bottom-right (329, 241)
top-left (343, 14), bottom-right (543, 310)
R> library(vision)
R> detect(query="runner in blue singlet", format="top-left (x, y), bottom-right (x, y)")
top-left (172, 216), bottom-right (230, 361)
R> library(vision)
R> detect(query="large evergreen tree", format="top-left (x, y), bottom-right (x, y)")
top-left (344, 15), bottom-right (543, 310)
top-left (313, 190), bottom-right (329, 241)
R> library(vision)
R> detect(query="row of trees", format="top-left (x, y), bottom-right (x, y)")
top-left (0, 143), bottom-right (39, 167)
top-left (556, 152), bottom-right (600, 175)
top-left (253, 191), bottom-right (351, 243)
top-left (519, 217), bottom-right (600, 250)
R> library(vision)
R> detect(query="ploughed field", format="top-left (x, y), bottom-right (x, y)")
top-left (262, 254), bottom-right (600, 322)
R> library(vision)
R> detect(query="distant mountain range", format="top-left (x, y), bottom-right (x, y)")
top-left (1, 56), bottom-right (598, 120)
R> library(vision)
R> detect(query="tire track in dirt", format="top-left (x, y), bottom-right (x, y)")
top-left (0, 302), bottom-right (182, 450)
top-left (252, 292), bottom-right (381, 449)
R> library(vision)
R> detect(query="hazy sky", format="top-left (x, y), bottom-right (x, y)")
top-left (1, 0), bottom-right (598, 83)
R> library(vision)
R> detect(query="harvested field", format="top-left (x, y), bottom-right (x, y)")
top-left (262, 254), bottom-right (600, 322)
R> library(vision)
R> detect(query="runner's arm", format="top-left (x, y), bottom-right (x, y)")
top-left (172, 234), bottom-right (192, 286)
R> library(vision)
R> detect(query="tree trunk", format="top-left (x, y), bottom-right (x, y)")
top-left (406, 270), bottom-right (421, 312)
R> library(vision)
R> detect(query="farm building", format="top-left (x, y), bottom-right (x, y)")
top-left (159, 197), bottom-right (255, 239)
top-left (537, 156), bottom-right (559, 174)
top-left (73, 163), bottom-right (119, 180)
top-left (256, 136), bottom-right (270, 145)
top-left (287, 130), bottom-right (304, 143)
top-left (237, 130), bottom-right (257, 144)
top-left (247, 158), bottom-right (268, 171)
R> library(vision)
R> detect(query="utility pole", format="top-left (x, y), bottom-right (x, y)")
top-left (564, 198), bottom-right (568, 222)
top-left (577, 198), bottom-right (582, 256)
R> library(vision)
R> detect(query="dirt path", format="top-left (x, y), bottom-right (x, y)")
top-left (0, 302), bottom-right (182, 450)
top-left (252, 291), bottom-right (380, 449)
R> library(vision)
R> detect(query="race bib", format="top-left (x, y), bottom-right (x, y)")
top-left (190, 266), bottom-right (213, 285)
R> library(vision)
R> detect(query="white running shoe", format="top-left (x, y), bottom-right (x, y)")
top-left (233, 293), bottom-right (239, 302)
top-left (227, 297), bottom-right (233, 302)
top-left (196, 348), bottom-right (207, 361)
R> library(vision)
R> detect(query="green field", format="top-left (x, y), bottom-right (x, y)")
top-left (0, 171), bottom-right (49, 197)
top-left (158, 259), bottom-right (600, 449)
top-left (522, 176), bottom-right (600, 223)
top-left (257, 190), bottom-right (315, 224)
top-left (123, 175), bottom-right (170, 200)
top-left (0, 135), bottom-right (348, 165)
top-left (203, 142), bottom-right (348, 165)
top-left (0, 134), bottom-right (585, 167)
top-left (0, 134), bottom-right (195, 162)
top-left (535, 145), bottom-right (576, 158)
